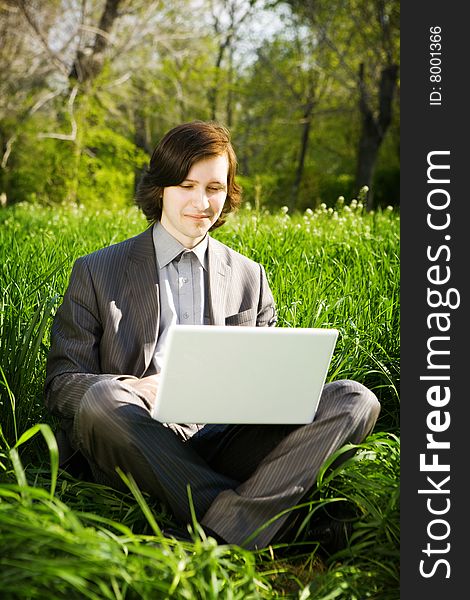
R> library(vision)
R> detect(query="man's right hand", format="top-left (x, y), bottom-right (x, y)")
top-left (121, 374), bottom-right (161, 411)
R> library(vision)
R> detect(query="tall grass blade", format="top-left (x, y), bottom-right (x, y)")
top-left (13, 423), bottom-right (58, 497)
top-left (0, 366), bottom-right (17, 443)
top-left (116, 467), bottom-right (164, 539)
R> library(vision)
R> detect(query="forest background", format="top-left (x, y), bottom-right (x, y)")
top-left (0, 0), bottom-right (400, 214)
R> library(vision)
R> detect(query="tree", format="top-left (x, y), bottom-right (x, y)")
top-left (355, 1), bottom-right (399, 209)
top-left (0, 1), bottom-right (65, 177)
top-left (206, 0), bottom-right (260, 126)
top-left (284, 0), bottom-right (399, 209)
top-left (1, 0), bottom-right (210, 205)
top-left (236, 17), bottom-right (352, 211)
top-left (0, 0), bottom-right (128, 203)
top-left (68, 0), bottom-right (122, 84)
top-left (1, 0), bottom-right (399, 210)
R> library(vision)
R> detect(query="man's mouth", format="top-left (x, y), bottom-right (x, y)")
top-left (185, 214), bottom-right (211, 220)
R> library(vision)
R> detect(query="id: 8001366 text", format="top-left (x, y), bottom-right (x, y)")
top-left (429, 26), bottom-right (442, 106)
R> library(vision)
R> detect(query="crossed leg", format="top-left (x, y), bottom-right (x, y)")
top-left (75, 378), bottom-right (380, 549)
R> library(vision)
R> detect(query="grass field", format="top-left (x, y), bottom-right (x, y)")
top-left (0, 200), bottom-right (400, 599)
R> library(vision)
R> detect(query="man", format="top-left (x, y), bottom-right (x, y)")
top-left (45, 120), bottom-right (380, 550)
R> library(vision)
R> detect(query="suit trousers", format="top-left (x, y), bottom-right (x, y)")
top-left (74, 378), bottom-right (380, 549)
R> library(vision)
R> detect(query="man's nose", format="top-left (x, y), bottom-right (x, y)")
top-left (191, 190), bottom-right (210, 210)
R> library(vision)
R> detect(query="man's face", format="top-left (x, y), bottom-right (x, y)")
top-left (160, 154), bottom-right (229, 248)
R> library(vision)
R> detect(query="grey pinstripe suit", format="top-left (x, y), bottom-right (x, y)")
top-left (45, 226), bottom-right (380, 549)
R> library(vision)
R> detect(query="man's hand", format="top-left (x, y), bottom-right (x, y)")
top-left (122, 374), bottom-right (161, 411)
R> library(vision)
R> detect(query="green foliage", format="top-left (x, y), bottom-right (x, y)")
top-left (2, 118), bottom-right (73, 205)
top-left (0, 425), bottom-right (400, 599)
top-left (372, 125), bottom-right (400, 208)
top-left (2, 115), bottom-right (147, 210)
top-left (0, 203), bottom-right (399, 598)
top-left (267, 433), bottom-right (400, 599)
top-left (237, 174), bottom-right (282, 210)
top-left (0, 424), bottom-right (273, 599)
top-left (314, 434), bottom-right (399, 590)
top-left (233, 9), bottom-right (399, 211)
top-left (1, 0), bottom-right (399, 214)
top-left (77, 125), bottom-right (148, 208)
top-left (0, 202), bottom-right (399, 452)
top-left (298, 171), bottom-right (356, 211)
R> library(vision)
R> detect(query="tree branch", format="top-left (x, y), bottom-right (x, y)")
top-left (1, 135), bottom-right (17, 170)
top-left (17, 0), bottom-right (70, 77)
top-left (69, 0), bottom-right (122, 83)
top-left (37, 86), bottom-right (78, 141)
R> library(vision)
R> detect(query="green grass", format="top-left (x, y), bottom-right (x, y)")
top-left (0, 201), bottom-right (400, 598)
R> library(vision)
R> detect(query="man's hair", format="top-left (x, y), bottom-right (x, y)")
top-left (135, 120), bottom-right (241, 229)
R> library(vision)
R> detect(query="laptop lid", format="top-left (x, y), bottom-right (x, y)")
top-left (152, 325), bottom-right (338, 424)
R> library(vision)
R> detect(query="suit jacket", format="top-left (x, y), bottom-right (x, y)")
top-left (45, 226), bottom-right (277, 428)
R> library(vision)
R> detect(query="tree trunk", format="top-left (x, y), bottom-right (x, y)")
top-left (208, 38), bottom-right (229, 121)
top-left (226, 44), bottom-right (234, 128)
top-left (69, 0), bottom-right (121, 84)
top-left (291, 100), bottom-right (314, 211)
top-left (356, 62), bottom-right (398, 210)
top-left (133, 111), bottom-right (152, 193)
top-left (65, 0), bottom-right (122, 203)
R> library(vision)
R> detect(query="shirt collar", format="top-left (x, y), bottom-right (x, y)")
top-left (153, 222), bottom-right (208, 270)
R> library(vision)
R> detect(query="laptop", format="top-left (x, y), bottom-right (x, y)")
top-left (152, 325), bottom-right (338, 424)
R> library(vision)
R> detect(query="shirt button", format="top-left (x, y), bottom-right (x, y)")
top-left (183, 277), bottom-right (189, 283)
top-left (183, 312), bottom-right (189, 319)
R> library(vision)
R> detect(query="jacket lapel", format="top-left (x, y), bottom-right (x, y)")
top-left (126, 227), bottom-right (160, 373)
top-left (123, 231), bottom-right (231, 373)
top-left (208, 237), bottom-right (231, 325)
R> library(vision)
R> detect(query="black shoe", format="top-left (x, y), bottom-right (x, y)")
top-left (276, 500), bottom-right (356, 556)
top-left (306, 517), bottom-right (353, 556)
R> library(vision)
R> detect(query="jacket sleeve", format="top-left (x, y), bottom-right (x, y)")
top-left (256, 264), bottom-right (277, 327)
top-left (44, 256), bottom-right (117, 420)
